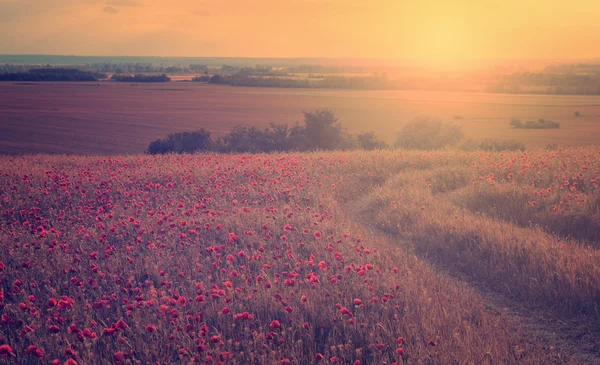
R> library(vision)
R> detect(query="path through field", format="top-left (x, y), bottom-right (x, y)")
top-left (337, 169), bottom-right (600, 364)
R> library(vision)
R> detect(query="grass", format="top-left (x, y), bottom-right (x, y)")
top-left (0, 148), bottom-right (598, 363)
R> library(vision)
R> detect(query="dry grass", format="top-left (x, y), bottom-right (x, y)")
top-left (0, 148), bottom-right (598, 363)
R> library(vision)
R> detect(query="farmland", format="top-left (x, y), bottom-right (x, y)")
top-left (1, 148), bottom-right (599, 364)
top-left (1, 82), bottom-right (600, 155)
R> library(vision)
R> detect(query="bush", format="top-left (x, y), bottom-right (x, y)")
top-left (509, 118), bottom-right (560, 129)
top-left (146, 109), bottom-right (386, 154)
top-left (395, 116), bottom-right (463, 150)
top-left (509, 118), bottom-right (524, 128)
top-left (356, 131), bottom-right (388, 150)
top-left (215, 126), bottom-right (272, 153)
top-left (146, 129), bottom-right (211, 154)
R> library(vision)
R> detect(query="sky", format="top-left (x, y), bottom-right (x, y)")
top-left (1, 0), bottom-right (600, 66)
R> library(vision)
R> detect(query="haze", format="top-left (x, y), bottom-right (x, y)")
top-left (1, 0), bottom-right (600, 67)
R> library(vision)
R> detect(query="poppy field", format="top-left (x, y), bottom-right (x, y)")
top-left (0, 148), bottom-right (599, 364)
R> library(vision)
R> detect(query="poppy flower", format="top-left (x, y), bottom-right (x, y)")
top-left (0, 344), bottom-right (15, 357)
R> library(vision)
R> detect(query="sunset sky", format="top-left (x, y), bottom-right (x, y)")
top-left (1, 0), bottom-right (600, 65)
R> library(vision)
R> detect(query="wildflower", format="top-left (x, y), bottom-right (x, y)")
top-left (114, 319), bottom-right (129, 330)
top-left (269, 320), bottom-right (281, 330)
top-left (0, 344), bottom-right (15, 357)
top-left (114, 351), bottom-right (127, 362)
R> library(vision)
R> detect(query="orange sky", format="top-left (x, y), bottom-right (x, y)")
top-left (1, 0), bottom-right (600, 65)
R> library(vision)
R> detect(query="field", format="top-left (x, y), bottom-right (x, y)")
top-left (1, 148), bottom-right (599, 364)
top-left (1, 82), bottom-right (600, 155)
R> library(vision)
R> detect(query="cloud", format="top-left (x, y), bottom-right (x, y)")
top-left (103, 6), bottom-right (119, 14)
top-left (107, 0), bottom-right (142, 6)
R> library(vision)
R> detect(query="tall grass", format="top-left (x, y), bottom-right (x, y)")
top-left (0, 152), bottom-right (581, 363)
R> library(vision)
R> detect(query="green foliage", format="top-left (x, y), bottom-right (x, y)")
top-left (146, 129), bottom-right (211, 155)
top-left (145, 109), bottom-right (388, 154)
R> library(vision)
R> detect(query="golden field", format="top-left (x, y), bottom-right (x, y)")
top-left (1, 82), bottom-right (600, 155)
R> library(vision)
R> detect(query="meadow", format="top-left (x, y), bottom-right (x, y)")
top-left (1, 82), bottom-right (600, 155)
top-left (0, 147), bottom-right (599, 364)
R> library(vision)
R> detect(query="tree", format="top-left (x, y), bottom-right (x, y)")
top-left (302, 109), bottom-right (343, 150)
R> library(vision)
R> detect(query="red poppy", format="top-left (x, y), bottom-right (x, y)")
top-left (0, 344), bottom-right (15, 357)
top-left (269, 320), bottom-right (281, 330)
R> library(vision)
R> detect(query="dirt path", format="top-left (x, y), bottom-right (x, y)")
top-left (453, 270), bottom-right (600, 364)
top-left (340, 197), bottom-right (600, 364)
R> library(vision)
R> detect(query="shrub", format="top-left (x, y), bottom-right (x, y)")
top-left (395, 116), bottom-right (464, 150)
top-left (146, 110), bottom-right (386, 154)
top-left (146, 129), bottom-right (211, 154)
top-left (216, 126), bottom-right (272, 153)
top-left (509, 118), bottom-right (524, 128)
top-left (509, 118), bottom-right (560, 129)
top-left (356, 131), bottom-right (388, 150)
top-left (146, 138), bottom-right (172, 155)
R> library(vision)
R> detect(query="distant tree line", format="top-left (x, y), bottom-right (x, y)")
top-left (486, 71), bottom-right (600, 95)
top-left (196, 74), bottom-right (404, 90)
top-left (110, 74), bottom-right (171, 82)
top-left (510, 118), bottom-right (560, 129)
top-left (0, 68), bottom-right (106, 82)
top-left (146, 109), bottom-right (388, 155)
